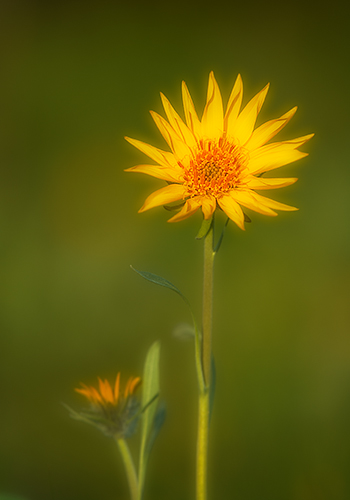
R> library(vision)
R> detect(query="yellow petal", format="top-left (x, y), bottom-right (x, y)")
top-left (231, 189), bottom-right (277, 216)
top-left (201, 195), bottom-right (217, 220)
top-left (114, 373), bottom-right (120, 403)
top-left (125, 136), bottom-right (177, 168)
top-left (99, 378), bottom-right (114, 404)
top-left (129, 376), bottom-right (141, 395)
top-left (75, 385), bottom-right (99, 402)
top-left (249, 148), bottom-right (308, 175)
top-left (224, 74), bottom-right (243, 136)
top-left (201, 71), bottom-right (224, 140)
top-left (182, 81), bottom-right (202, 138)
top-left (150, 111), bottom-right (192, 160)
top-left (246, 106), bottom-right (297, 150)
top-left (160, 93), bottom-right (197, 149)
top-left (75, 386), bottom-right (88, 396)
top-left (217, 193), bottom-right (245, 230)
top-left (255, 134), bottom-right (314, 155)
top-left (247, 176), bottom-right (298, 190)
top-left (139, 183), bottom-right (186, 212)
top-left (276, 133), bottom-right (314, 148)
top-left (167, 197), bottom-right (201, 222)
top-left (253, 192), bottom-right (298, 211)
top-left (89, 386), bottom-right (103, 404)
top-left (75, 387), bottom-right (90, 397)
top-left (231, 83), bottom-right (270, 146)
top-left (124, 377), bottom-right (132, 398)
top-left (125, 164), bottom-right (183, 182)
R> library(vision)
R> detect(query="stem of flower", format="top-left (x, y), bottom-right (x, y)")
top-left (115, 437), bottom-right (139, 500)
top-left (202, 218), bottom-right (215, 387)
top-left (197, 389), bottom-right (210, 500)
top-left (196, 216), bottom-right (215, 500)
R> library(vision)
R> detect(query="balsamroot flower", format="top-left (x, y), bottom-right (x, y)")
top-left (70, 374), bottom-right (141, 438)
top-left (125, 72), bottom-right (313, 229)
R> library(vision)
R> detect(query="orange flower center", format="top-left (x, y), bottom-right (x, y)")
top-left (181, 139), bottom-right (249, 198)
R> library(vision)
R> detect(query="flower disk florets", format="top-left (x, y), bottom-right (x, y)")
top-left (181, 138), bottom-right (249, 198)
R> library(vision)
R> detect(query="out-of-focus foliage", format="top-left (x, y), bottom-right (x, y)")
top-left (1, 1), bottom-right (349, 499)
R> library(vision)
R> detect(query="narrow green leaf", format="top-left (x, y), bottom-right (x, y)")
top-left (195, 217), bottom-right (213, 240)
top-left (63, 403), bottom-right (93, 424)
top-left (244, 212), bottom-right (251, 223)
top-left (138, 341), bottom-right (161, 496)
top-left (131, 266), bottom-right (189, 305)
top-left (145, 401), bottom-right (166, 457)
top-left (214, 217), bottom-right (229, 254)
top-left (131, 266), bottom-right (205, 392)
top-left (140, 393), bottom-right (159, 415)
top-left (63, 403), bottom-right (113, 429)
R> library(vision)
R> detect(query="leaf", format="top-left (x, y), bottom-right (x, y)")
top-left (213, 217), bottom-right (229, 254)
top-left (63, 403), bottom-right (92, 424)
top-left (131, 266), bottom-right (189, 306)
top-left (243, 212), bottom-right (251, 223)
top-left (131, 266), bottom-right (205, 392)
top-left (195, 217), bottom-right (213, 240)
top-left (63, 403), bottom-right (113, 433)
top-left (145, 401), bottom-right (166, 457)
top-left (138, 341), bottom-right (161, 496)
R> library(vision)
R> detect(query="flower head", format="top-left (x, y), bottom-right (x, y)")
top-left (70, 374), bottom-right (141, 438)
top-left (125, 72), bottom-right (313, 229)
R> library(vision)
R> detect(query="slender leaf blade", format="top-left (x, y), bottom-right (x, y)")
top-left (131, 266), bottom-right (189, 304)
top-left (214, 217), bottom-right (229, 254)
top-left (145, 401), bottom-right (166, 457)
top-left (195, 217), bottom-right (213, 240)
top-left (138, 341), bottom-right (161, 495)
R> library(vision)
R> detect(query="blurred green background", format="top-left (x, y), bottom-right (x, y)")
top-left (1, 0), bottom-right (349, 499)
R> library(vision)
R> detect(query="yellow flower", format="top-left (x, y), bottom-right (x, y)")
top-left (72, 374), bottom-right (141, 437)
top-left (125, 72), bottom-right (313, 229)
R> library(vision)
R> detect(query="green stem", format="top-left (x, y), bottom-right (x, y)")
top-left (192, 310), bottom-right (206, 394)
top-left (202, 218), bottom-right (215, 387)
top-left (196, 217), bottom-right (215, 500)
top-left (197, 389), bottom-right (210, 500)
top-left (115, 437), bottom-right (139, 500)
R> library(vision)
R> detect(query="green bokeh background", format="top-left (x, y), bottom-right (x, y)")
top-left (1, 1), bottom-right (349, 499)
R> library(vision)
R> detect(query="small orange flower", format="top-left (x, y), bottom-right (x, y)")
top-left (125, 72), bottom-right (313, 229)
top-left (75, 374), bottom-right (141, 406)
top-left (71, 374), bottom-right (141, 437)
